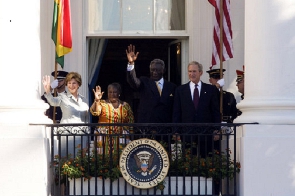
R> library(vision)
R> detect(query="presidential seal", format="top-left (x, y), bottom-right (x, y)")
top-left (119, 138), bottom-right (169, 189)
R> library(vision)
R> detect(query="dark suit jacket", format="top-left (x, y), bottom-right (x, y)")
top-left (41, 93), bottom-right (62, 122)
top-left (173, 81), bottom-right (221, 157)
top-left (127, 69), bottom-right (177, 123)
top-left (173, 81), bottom-right (220, 123)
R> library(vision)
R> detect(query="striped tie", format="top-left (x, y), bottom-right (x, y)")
top-left (156, 81), bottom-right (162, 96)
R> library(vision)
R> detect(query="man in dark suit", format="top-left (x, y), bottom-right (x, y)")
top-left (173, 61), bottom-right (220, 157)
top-left (126, 44), bottom-right (177, 123)
top-left (125, 44), bottom-right (177, 142)
top-left (206, 68), bottom-right (238, 123)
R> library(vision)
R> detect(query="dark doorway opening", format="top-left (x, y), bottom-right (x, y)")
top-left (92, 38), bottom-right (180, 122)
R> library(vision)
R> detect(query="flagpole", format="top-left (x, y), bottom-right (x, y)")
top-left (51, 0), bottom-right (72, 123)
top-left (219, 0), bottom-right (224, 122)
top-left (53, 61), bottom-right (58, 124)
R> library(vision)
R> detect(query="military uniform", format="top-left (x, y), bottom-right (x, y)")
top-left (236, 67), bottom-right (245, 116)
top-left (206, 68), bottom-right (239, 122)
top-left (221, 90), bottom-right (238, 123)
top-left (41, 93), bottom-right (63, 122)
top-left (236, 68), bottom-right (244, 99)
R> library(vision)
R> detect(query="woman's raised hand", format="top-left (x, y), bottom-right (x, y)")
top-left (126, 44), bottom-right (139, 65)
top-left (93, 85), bottom-right (104, 101)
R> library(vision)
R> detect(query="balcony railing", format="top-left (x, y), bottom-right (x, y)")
top-left (39, 123), bottom-right (253, 196)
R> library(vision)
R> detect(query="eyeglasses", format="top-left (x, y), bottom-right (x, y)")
top-left (58, 79), bottom-right (64, 82)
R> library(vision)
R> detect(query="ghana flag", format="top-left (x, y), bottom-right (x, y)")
top-left (52, 0), bottom-right (72, 68)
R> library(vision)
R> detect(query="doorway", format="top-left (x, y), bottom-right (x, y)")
top-left (92, 38), bottom-right (182, 122)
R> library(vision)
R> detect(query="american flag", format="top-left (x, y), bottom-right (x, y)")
top-left (208, 0), bottom-right (233, 68)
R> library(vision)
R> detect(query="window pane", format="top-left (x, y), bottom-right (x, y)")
top-left (122, 0), bottom-right (153, 31)
top-left (87, 0), bottom-right (185, 33)
top-left (155, 0), bottom-right (170, 31)
top-left (88, 0), bottom-right (121, 32)
top-left (170, 0), bottom-right (185, 30)
top-left (155, 0), bottom-right (185, 31)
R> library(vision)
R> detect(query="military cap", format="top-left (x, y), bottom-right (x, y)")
top-left (206, 68), bottom-right (226, 79)
top-left (236, 66), bottom-right (244, 82)
top-left (51, 70), bottom-right (68, 79)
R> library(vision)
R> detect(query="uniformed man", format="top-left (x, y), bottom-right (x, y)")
top-left (236, 68), bottom-right (244, 100)
top-left (206, 68), bottom-right (238, 123)
top-left (41, 70), bottom-right (68, 123)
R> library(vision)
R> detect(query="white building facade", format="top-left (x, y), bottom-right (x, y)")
top-left (0, 0), bottom-right (295, 195)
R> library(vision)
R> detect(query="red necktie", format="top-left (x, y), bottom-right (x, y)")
top-left (193, 84), bottom-right (199, 109)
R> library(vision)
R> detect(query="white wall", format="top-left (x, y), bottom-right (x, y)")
top-left (186, 0), bottom-right (244, 103)
top-left (240, 125), bottom-right (295, 195)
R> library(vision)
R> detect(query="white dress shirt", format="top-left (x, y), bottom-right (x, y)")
top-left (156, 78), bottom-right (164, 91)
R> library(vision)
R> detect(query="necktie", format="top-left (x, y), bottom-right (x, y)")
top-left (156, 81), bottom-right (162, 96)
top-left (193, 84), bottom-right (199, 109)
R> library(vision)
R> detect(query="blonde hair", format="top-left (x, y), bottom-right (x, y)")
top-left (65, 72), bottom-right (82, 86)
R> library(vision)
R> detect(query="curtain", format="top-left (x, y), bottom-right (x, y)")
top-left (170, 0), bottom-right (185, 30)
top-left (88, 38), bottom-right (108, 123)
top-left (88, 38), bottom-right (108, 85)
top-left (88, 0), bottom-right (100, 32)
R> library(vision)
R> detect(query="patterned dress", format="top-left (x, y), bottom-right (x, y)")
top-left (90, 100), bottom-right (134, 154)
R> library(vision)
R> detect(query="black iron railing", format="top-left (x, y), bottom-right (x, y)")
top-left (39, 123), bottom-right (251, 196)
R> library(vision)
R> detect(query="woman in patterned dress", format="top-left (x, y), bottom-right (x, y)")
top-left (90, 83), bottom-right (134, 154)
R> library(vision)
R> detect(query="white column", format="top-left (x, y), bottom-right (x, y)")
top-left (0, 0), bottom-right (50, 124)
top-left (236, 0), bottom-right (295, 195)
top-left (237, 0), bottom-right (295, 124)
top-left (0, 0), bottom-right (51, 195)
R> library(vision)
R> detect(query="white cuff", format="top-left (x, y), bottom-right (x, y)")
top-left (127, 63), bottom-right (134, 71)
top-left (50, 79), bottom-right (58, 89)
top-left (217, 78), bottom-right (225, 87)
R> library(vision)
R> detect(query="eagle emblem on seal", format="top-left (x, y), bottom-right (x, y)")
top-left (134, 151), bottom-right (157, 176)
